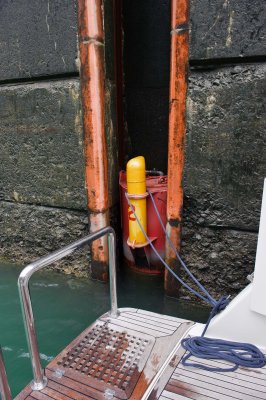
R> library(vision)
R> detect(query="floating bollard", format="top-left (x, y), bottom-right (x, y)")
top-left (126, 156), bottom-right (148, 248)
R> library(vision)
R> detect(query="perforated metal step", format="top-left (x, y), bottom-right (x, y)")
top-left (46, 309), bottom-right (192, 400)
top-left (55, 322), bottom-right (154, 399)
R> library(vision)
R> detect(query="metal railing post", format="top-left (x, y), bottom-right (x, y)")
top-left (108, 231), bottom-right (119, 318)
top-left (18, 274), bottom-right (47, 390)
top-left (18, 227), bottom-right (118, 391)
top-left (0, 347), bottom-right (12, 400)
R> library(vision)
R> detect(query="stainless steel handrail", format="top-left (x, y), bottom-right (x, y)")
top-left (0, 347), bottom-right (12, 400)
top-left (18, 226), bottom-right (119, 391)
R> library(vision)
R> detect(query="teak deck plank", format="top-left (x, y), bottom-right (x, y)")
top-left (160, 394), bottom-right (189, 400)
top-left (136, 310), bottom-right (182, 324)
top-left (47, 377), bottom-right (97, 400)
top-left (115, 314), bottom-right (177, 335)
top-left (30, 391), bottom-right (54, 400)
top-left (46, 368), bottom-right (113, 400)
top-left (42, 386), bottom-right (74, 400)
top-left (161, 388), bottom-right (215, 400)
top-left (173, 366), bottom-right (266, 392)
top-left (15, 385), bottom-right (33, 400)
top-left (158, 350), bottom-right (266, 400)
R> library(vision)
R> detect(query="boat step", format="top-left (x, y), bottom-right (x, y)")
top-left (16, 308), bottom-right (193, 400)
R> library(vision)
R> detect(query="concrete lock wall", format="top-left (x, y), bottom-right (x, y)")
top-left (123, 0), bottom-right (266, 299)
top-left (0, 0), bottom-right (265, 300)
top-left (0, 0), bottom-right (118, 275)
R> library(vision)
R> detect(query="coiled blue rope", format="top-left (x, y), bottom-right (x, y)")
top-left (181, 296), bottom-right (266, 371)
top-left (125, 191), bottom-right (266, 372)
top-left (181, 337), bottom-right (266, 372)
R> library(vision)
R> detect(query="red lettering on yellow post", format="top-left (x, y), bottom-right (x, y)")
top-left (128, 205), bottom-right (136, 221)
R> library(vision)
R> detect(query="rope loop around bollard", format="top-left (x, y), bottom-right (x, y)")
top-left (126, 191), bottom-right (149, 199)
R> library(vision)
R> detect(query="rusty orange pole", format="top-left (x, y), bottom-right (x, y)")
top-left (77, 0), bottom-right (110, 281)
top-left (165, 0), bottom-right (189, 296)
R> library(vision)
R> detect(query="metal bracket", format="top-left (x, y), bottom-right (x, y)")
top-left (52, 368), bottom-right (65, 379)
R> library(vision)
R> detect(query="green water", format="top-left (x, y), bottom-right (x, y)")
top-left (0, 263), bottom-right (209, 397)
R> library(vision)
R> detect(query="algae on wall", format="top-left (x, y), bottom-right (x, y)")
top-left (0, 0), bottom-right (118, 276)
top-left (0, 0), bottom-right (265, 297)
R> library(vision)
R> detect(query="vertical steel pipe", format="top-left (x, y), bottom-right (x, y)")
top-left (108, 231), bottom-right (119, 318)
top-left (0, 347), bottom-right (12, 400)
top-left (18, 273), bottom-right (48, 390)
top-left (165, 0), bottom-right (189, 296)
top-left (77, 0), bottom-right (110, 280)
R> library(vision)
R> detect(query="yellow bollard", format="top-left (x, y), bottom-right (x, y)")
top-left (126, 156), bottom-right (148, 247)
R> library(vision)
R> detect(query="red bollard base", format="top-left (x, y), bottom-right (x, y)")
top-left (119, 171), bottom-right (167, 275)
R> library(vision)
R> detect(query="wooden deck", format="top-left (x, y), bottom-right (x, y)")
top-left (15, 308), bottom-right (193, 400)
top-left (15, 308), bottom-right (266, 400)
top-left (155, 350), bottom-right (266, 400)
